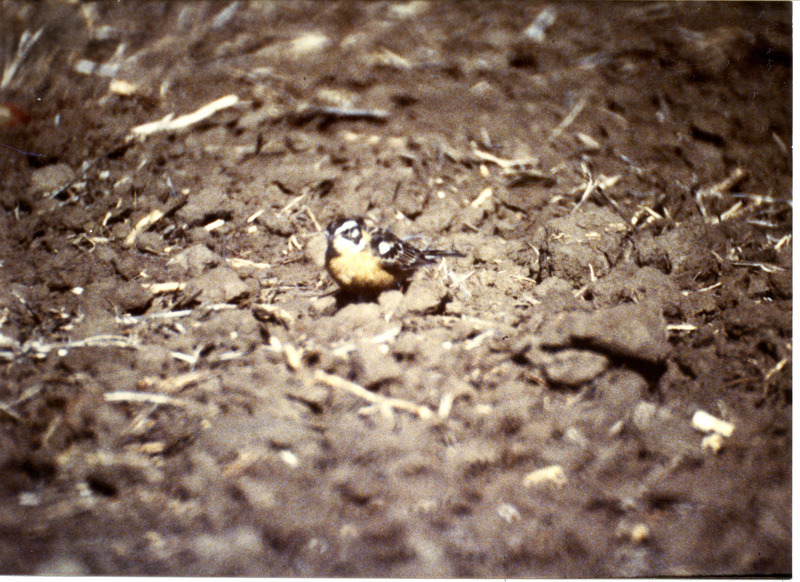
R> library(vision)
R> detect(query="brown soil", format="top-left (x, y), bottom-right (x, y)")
top-left (0, 1), bottom-right (791, 576)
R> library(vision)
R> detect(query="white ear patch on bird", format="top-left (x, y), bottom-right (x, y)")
top-left (377, 240), bottom-right (395, 256)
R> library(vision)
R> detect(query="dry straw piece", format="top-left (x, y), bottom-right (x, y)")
top-left (522, 465), bottom-right (567, 489)
top-left (691, 410), bottom-right (735, 437)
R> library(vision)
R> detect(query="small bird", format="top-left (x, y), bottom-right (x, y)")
top-left (324, 217), bottom-right (463, 294)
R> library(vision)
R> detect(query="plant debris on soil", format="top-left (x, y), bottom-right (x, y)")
top-left (0, 1), bottom-right (791, 576)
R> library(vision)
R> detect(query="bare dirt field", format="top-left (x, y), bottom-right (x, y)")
top-left (0, 1), bottom-right (791, 576)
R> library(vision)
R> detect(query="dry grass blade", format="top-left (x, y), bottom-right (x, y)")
top-left (138, 371), bottom-right (207, 394)
top-left (104, 391), bottom-right (190, 407)
top-left (572, 169), bottom-right (621, 214)
top-left (130, 94), bottom-right (241, 137)
top-left (22, 335), bottom-right (138, 356)
top-left (277, 192), bottom-right (307, 216)
top-left (730, 261), bottom-right (785, 273)
top-left (666, 323), bottom-right (698, 333)
top-left (0, 401), bottom-right (22, 421)
top-left (695, 167), bottom-right (747, 222)
top-left (764, 357), bottom-right (789, 381)
top-left (470, 188), bottom-right (493, 208)
top-left (314, 370), bottom-right (433, 419)
top-left (548, 97), bottom-right (586, 142)
top-left (773, 234), bottom-right (791, 251)
top-left (304, 205), bottom-right (322, 231)
top-left (124, 194), bottom-right (187, 248)
top-left (124, 208), bottom-right (166, 247)
top-left (472, 149), bottom-right (538, 170)
top-left (227, 257), bottom-right (271, 270)
top-left (1, 28), bottom-right (43, 90)
top-left (118, 309), bottom-right (193, 325)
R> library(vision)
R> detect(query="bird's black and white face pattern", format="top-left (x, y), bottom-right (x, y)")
top-left (326, 218), bottom-right (367, 256)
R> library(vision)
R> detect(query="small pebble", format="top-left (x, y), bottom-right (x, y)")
top-left (522, 465), bottom-right (567, 489)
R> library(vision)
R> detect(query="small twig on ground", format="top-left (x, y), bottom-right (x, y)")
top-left (665, 323), bottom-right (698, 333)
top-left (141, 282), bottom-right (186, 294)
top-left (0, 401), bottom-right (22, 422)
top-left (695, 167), bottom-right (747, 222)
top-left (284, 342), bottom-right (304, 371)
top-left (204, 218), bottom-right (226, 232)
top-left (124, 209), bottom-right (165, 247)
top-left (117, 309), bottom-right (193, 325)
top-left (730, 261), bottom-right (785, 273)
top-left (138, 370), bottom-right (207, 394)
top-left (304, 205), bottom-right (322, 231)
top-left (21, 335), bottom-right (138, 357)
top-left (129, 94), bottom-right (241, 137)
top-left (226, 257), bottom-right (271, 270)
top-left (265, 336), bottom-right (304, 370)
top-left (247, 209), bottom-right (264, 223)
top-left (170, 345), bottom-right (204, 367)
top-left (1, 28), bottom-right (44, 90)
top-left (437, 392), bottom-right (455, 419)
top-left (572, 164), bottom-right (621, 214)
top-left (771, 131), bottom-right (788, 155)
top-left (464, 329), bottom-right (495, 351)
top-left (746, 220), bottom-right (781, 229)
top-left (314, 370), bottom-right (433, 419)
top-left (277, 192), bottom-right (307, 216)
top-left (691, 410), bottom-right (734, 437)
top-left (471, 149), bottom-right (538, 170)
top-left (631, 205), bottom-right (665, 227)
top-left (104, 391), bottom-right (190, 407)
top-left (773, 234), bottom-right (791, 251)
top-left (548, 97), bottom-right (586, 142)
top-left (764, 357), bottom-right (789, 382)
top-left (123, 194), bottom-right (187, 247)
top-left (470, 188), bottom-right (493, 208)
